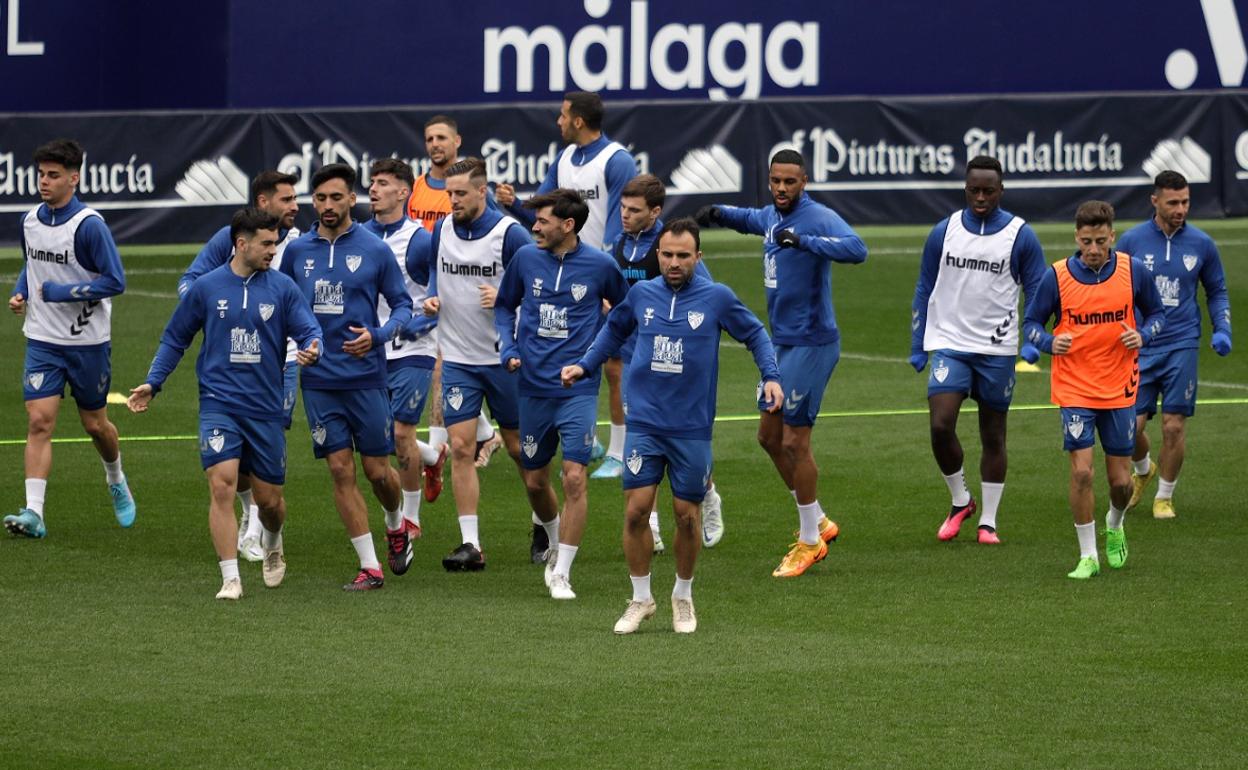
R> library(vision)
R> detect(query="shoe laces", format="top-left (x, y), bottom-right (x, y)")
top-left (109, 484), bottom-right (128, 503)
top-left (624, 600), bottom-right (650, 621)
top-left (353, 569), bottom-right (378, 584)
top-left (386, 530), bottom-right (407, 553)
top-left (674, 599), bottom-right (693, 622)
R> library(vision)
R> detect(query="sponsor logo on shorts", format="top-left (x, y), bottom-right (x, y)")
top-left (625, 449), bottom-right (643, 475)
top-left (446, 386), bottom-right (464, 411)
top-left (1066, 414), bottom-right (1085, 439)
top-left (522, 434), bottom-right (538, 458)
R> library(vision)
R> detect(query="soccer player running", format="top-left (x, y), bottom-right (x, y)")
top-left (562, 219), bottom-right (782, 634)
top-left (177, 170), bottom-right (302, 562)
top-left (363, 158), bottom-right (448, 571)
top-left (128, 209), bottom-right (323, 599)
top-left (909, 156), bottom-right (1046, 543)
top-left (1023, 201), bottom-right (1164, 579)
top-left (279, 163), bottom-right (415, 591)
top-left (421, 157), bottom-right (531, 572)
top-left (695, 149), bottom-right (867, 578)
top-left (495, 189), bottom-right (629, 599)
top-left (6, 139), bottom-right (136, 539)
top-left (1116, 171), bottom-right (1233, 519)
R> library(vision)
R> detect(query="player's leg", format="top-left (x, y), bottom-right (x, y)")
top-left (594, 356), bottom-right (627, 479)
top-left (440, 365), bottom-right (489, 571)
top-left (614, 483), bottom-right (660, 635)
top-left (64, 343), bottom-right (135, 528)
top-left (234, 474), bottom-right (263, 562)
top-left (1153, 348), bottom-right (1198, 518)
top-left (205, 459), bottom-right (245, 599)
top-left (970, 354), bottom-right (1013, 544)
top-left (474, 412), bottom-right (502, 467)
top-left (666, 435), bottom-right (711, 633)
top-left (545, 394), bottom-right (598, 599)
top-left (1129, 351), bottom-right (1163, 508)
top-left (427, 355), bottom-right (448, 451)
top-left (250, 477), bottom-right (287, 588)
top-left (517, 397), bottom-right (562, 582)
top-left (928, 351), bottom-right (975, 540)
top-left (1062, 408), bottom-right (1099, 579)
top-left (699, 472), bottom-right (724, 548)
top-left (241, 415), bottom-right (289, 588)
top-left (389, 363), bottom-right (434, 532)
top-left (1098, 407), bottom-right (1136, 569)
top-left (7, 393), bottom-right (60, 538)
top-left (345, 387), bottom-right (405, 576)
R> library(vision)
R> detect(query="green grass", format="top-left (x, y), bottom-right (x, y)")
top-left (1, 221), bottom-right (1246, 769)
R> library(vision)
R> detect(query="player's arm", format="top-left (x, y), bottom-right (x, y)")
top-left (142, 286), bottom-right (206, 395)
top-left (500, 221), bottom-right (533, 270)
top-left (1131, 258), bottom-right (1165, 345)
top-left (577, 290), bottom-right (637, 374)
top-left (1022, 266), bottom-right (1062, 355)
top-left (12, 220), bottom-right (29, 300)
top-left (424, 225), bottom-right (441, 309)
top-left (1199, 241), bottom-right (1232, 354)
top-left (604, 258), bottom-right (630, 307)
top-left (908, 222), bottom-right (947, 369)
top-left (41, 218), bottom-right (126, 302)
top-left (176, 227), bottom-right (232, 299)
top-left (284, 281), bottom-right (324, 365)
top-left (503, 165), bottom-right (556, 228)
top-left (372, 252), bottom-right (415, 344)
top-left (404, 226), bottom-right (433, 286)
top-left (717, 285), bottom-right (783, 409)
top-left (493, 255), bottom-right (524, 368)
top-left (707, 205), bottom-right (768, 236)
top-left (781, 210), bottom-right (868, 264)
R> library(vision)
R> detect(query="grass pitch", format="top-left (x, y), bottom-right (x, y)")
top-left (0, 221), bottom-right (1245, 769)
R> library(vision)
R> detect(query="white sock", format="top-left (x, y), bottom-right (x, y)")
top-left (672, 576), bottom-right (693, 601)
top-left (24, 478), bottom-right (47, 517)
top-left (1106, 503), bottom-right (1125, 530)
top-left (979, 482), bottom-right (1004, 530)
top-left (475, 413), bottom-right (494, 442)
top-left (631, 573), bottom-right (652, 602)
top-left (244, 505), bottom-right (262, 539)
top-left (1075, 521), bottom-right (1098, 560)
top-left (417, 439), bottom-right (440, 465)
top-left (541, 514), bottom-right (560, 548)
top-left (705, 482), bottom-right (718, 499)
top-left (236, 488), bottom-right (255, 517)
top-left (219, 558), bottom-right (240, 582)
top-left (554, 543), bottom-right (578, 578)
top-left (649, 510), bottom-right (660, 532)
top-left (458, 514), bottom-right (480, 549)
top-left (1157, 478), bottom-right (1177, 499)
top-left (384, 505), bottom-right (403, 532)
top-left (428, 426), bottom-right (448, 452)
top-left (1132, 455), bottom-right (1151, 476)
top-left (350, 533), bottom-right (381, 571)
top-left (607, 423), bottom-right (625, 461)
top-left (402, 490), bottom-right (422, 526)
top-left (942, 468), bottom-right (971, 507)
top-left (103, 454), bottom-right (124, 485)
top-left (260, 524), bottom-right (282, 551)
top-left (797, 502), bottom-right (822, 545)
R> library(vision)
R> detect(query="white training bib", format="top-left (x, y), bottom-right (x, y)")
top-left (556, 141), bottom-right (626, 250)
top-left (435, 215), bottom-right (516, 366)
top-left (377, 218), bottom-right (437, 361)
top-left (22, 205), bottom-right (113, 346)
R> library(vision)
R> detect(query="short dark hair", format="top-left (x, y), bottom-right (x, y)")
top-left (658, 217), bottom-right (701, 252)
top-left (564, 91), bottom-right (604, 131)
top-left (524, 188), bottom-right (589, 233)
top-left (424, 114), bottom-right (458, 133)
top-left (966, 155), bottom-right (1003, 180)
top-left (445, 157), bottom-right (487, 185)
top-left (769, 149), bottom-right (805, 170)
top-left (230, 207), bottom-right (280, 245)
top-left (250, 170), bottom-right (298, 206)
top-left (1153, 170), bottom-right (1188, 192)
top-left (370, 158), bottom-right (415, 189)
top-left (621, 174), bottom-right (665, 209)
top-left (310, 162), bottom-right (356, 191)
top-left (33, 139), bottom-right (84, 170)
top-left (1075, 200), bottom-right (1115, 229)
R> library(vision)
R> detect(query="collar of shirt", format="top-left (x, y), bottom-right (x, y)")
top-left (453, 207), bottom-right (505, 240)
top-left (39, 195), bottom-right (85, 225)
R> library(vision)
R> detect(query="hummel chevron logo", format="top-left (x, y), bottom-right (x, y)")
top-left (69, 300), bottom-right (100, 336)
top-left (990, 310), bottom-right (1016, 345)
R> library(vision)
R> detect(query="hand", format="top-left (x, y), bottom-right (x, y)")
top-left (1052, 333), bottom-right (1073, 355)
top-left (343, 325), bottom-right (374, 357)
top-left (296, 339), bottom-right (320, 366)
top-left (693, 206), bottom-right (720, 227)
top-left (8, 294), bottom-right (24, 315)
top-left (908, 352), bottom-right (928, 373)
top-left (1019, 343), bottom-right (1040, 364)
top-left (561, 364), bottom-right (585, 387)
top-left (495, 182), bottom-right (516, 207)
top-left (1118, 321), bottom-right (1143, 350)
top-left (423, 296), bottom-right (440, 316)
top-left (506, 357), bottom-right (521, 372)
top-left (775, 229), bottom-right (801, 249)
top-left (1212, 331), bottom-right (1232, 356)
top-left (761, 380), bottom-right (784, 413)
top-left (478, 284), bottom-right (497, 308)
top-left (127, 384), bottom-right (154, 413)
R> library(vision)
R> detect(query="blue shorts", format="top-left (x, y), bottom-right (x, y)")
top-left (302, 387), bottom-right (394, 459)
top-left (518, 394), bottom-right (598, 469)
top-left (1060, 406), bottom-right (1136, 456)
top-left (759, 341), bottom-right (840, 427)
top-left (23, 341), bottom-right (111, 411)
top-left (928, 349), bottom-right (1016, 411)
top-left (441, 362), bottom-right (519, 430)
top-left (199, 410), bottom-right (287, 485)
top-left (281, 363), bottom-right (299, 429)
top-left (388, 364), bottom-right (434, 426)
top-left (621, 429), bottom-right (712, 504)
top-left (1136, 348), bottom-right (1198, 418)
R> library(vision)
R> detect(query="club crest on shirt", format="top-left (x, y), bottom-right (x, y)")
top-left (346, 255), bottom-right (362, 273)
top-left (1183, 254), bottom-right (1197, 272)
top-left (522, 434), bottom-right (538, 458)
top-left (446, 386), bottom-right (464, 411)
top-left (311, 424), bottom-right (327, 446)
top-left (259, 303), bottom-right (275, 322)
top-left (26, 372), bottom-right (44, 390)
top-left (208, 429), bottom-right (225, 454)
top-left (1066, 414), bottom-right (1085, 439)
top-left (687, 311), bottom-right (704, 330)
top-left (932, 360), bottom-right (949, 383)
top-left (625, 449), bottom-right (643, 475)
top-left (571, 283), bottom-right (587, 302)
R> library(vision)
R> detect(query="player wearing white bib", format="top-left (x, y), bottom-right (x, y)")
top-left (909, 156), bottom-right (1046, 544)
top-left (421, 158), bottom-right (531, 571)
top-left (6, 139), bottom-right (136, 539)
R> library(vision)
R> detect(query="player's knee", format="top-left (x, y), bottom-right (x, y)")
top-left (624, 506), bottom-right (650, 529)
top-left (326, 456), bottom-right (356, 485)
top-left (208, 475), bottom-right (236, 503)
top-left (79, 412), bottom-right (113, 438)
top-left (1070, 466), bottom-right (1094, 490)
top-left (393, 422), bottom-right (415, 444)
top-left (757, 427), bottom-right (779, 453)
top-left (1161, 420), bottom-right (1185, 445)
top-left (672, 504), bottom-right (698, 531)
top-left (26, 409), bottom-right (55, 437)
top-left (561, 465), bottom-right (587, 496)
top-left (780, 431), bottom-right (810, 460)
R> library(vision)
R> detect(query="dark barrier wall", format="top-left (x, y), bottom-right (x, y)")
top-left (1, 1), bottom-right (1247, 110)
top-left (2, 92), bottom-right (1247, 245)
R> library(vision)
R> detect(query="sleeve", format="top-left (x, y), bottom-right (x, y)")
top-left (579, 289), bottom-right (637, 373)
top-left (1132, 258), bottom-right (1165, 345)
top-left (717, 286), bottom-right (780, 382)
top-left (603, 258), bottom-right (630, 307)
top-left (405, 227), bottom-right (433, 286)
top-left (715, 205), bottom-right (769, 237)
top-left (42, 217), bottom-right (126, 302)
top-left (794, 210), bottom-right (868, 264)
top-left (485, 187), bottom-right (502, 212)
top-left (14, 216), bottom-right (28, 297)
top-left (500, 222), bottom-right (532, 269)
top-left (493, 255), bottom-right (524, 365)
top-left (284, 281), bottom-right (323, 353)
top-left (910, 222), bottom-right (947, 355)
top-left (504, 164), bottom-right (557, 227)
top-left (144, 285), bottom-right (205, 392)
top-left (695, 260), bottom-right (712, 281)
top-left (371, 249), bottom-right (414, 344)
top-left (1115, 230), bottom-right (1138, 257)
top-left (426, 225), bottom-right (441, 298)
top-left (1199, 240), bottom-right (1232, 338)
top-left (1011, 224), bottom-right (1047, 295)
top-left (177, 227), bottom-right (232, 299)
top-left (1022, 266), bottom-right (1061, 354)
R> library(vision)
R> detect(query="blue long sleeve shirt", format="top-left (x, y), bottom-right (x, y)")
top-left (1115, 219), bottom-right (1231, 353)
top-left (144, 264), bottom-right (322, 420)
top-left (578, 273), bottom-right (780, 440)
top-left (1023, 254), bottom-right (1166, 353)
top-left (14, 196), bottom-right (125, 303)
top-left (426, 208), bottom-right (532, 299)
top-left (909, 207), bottom-right (1047, 356)
top-left (279, 222), bottom-right (412, 390)
top-left (495, 240), bottom-right (629, 397)
top-left (716, 193), bottom-right (867, 346)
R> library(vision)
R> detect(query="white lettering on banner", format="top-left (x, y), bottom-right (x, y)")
top-left (276, 141), bottom-right (424, 195)
top-left (0, 151), bottom-right (154, 197)
top-left (6, 0), bottom-right (44, 56)
top-left (483, 0), bottom-right (819, 101)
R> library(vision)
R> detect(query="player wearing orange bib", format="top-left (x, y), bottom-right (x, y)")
top-left (1022, 201), bottom-right (1164, 579)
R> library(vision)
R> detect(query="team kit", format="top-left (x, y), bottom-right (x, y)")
top-left (7, 93), bottom-right (1233, 635)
